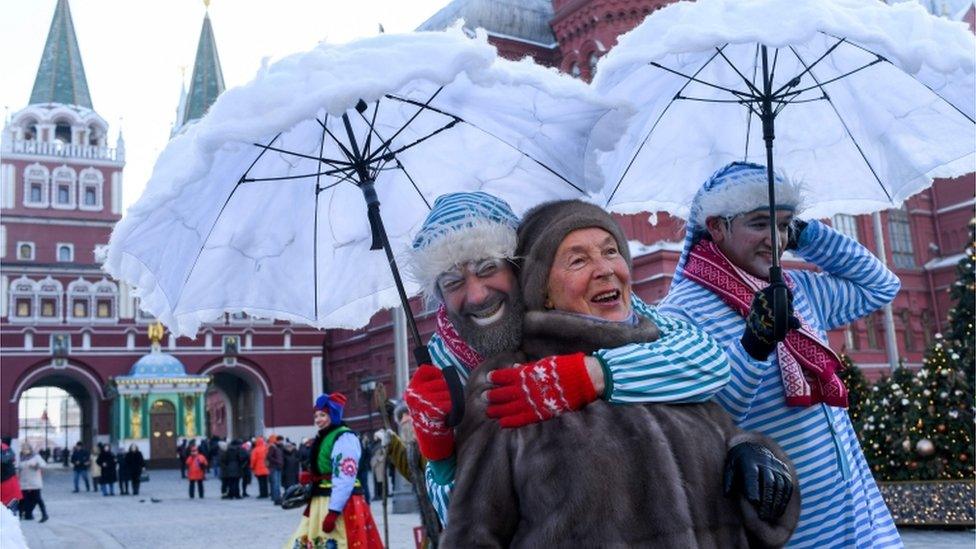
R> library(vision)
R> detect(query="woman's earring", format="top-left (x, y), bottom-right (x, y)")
top-left (544, 298), bottom-right (553, 309)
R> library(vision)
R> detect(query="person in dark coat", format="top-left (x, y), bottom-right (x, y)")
top-left (124, 444), bottom-right (146, 496)
top-left (220, 439), bottom-right (245, 499)
top-left (116, 447), bottom-right (131, 495)
top-left (281, 440), bottom-right (300, 493)
top-left (69, 442), bottom-right (91, 493)
top-left (356, 434), bottom-right (372, 504)
top-left (95, 446), bottom-right (117, 496)
top-left (177, 439), bottom-right (188, 479)
top-left (240, 441), bottom-right (252, 497)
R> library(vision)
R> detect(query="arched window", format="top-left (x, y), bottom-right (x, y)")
top-left (570, 63), bottom-right (582, 78)
top-left (9, 276), bottom-right (38, 323)
top-left (22, 163), bottom-right (49, 207)
top-left (88, 124), bottom-right (103, 147)
top-left (37, 276), bottom-right (63, 322)
top-left (79, 168), bottom-right (103, 210)
top-left (54, 119), bottom-right (72, 145)
top-left (67, 278), bottom-right (92, 322)
top-left (52, 166), bottom-right (76, 209)
top-left (588, 52), bottom-right (600, 78)
top-left (92, 279), bottom-right (119, 322)
top-left (17, 242), bottom-right (35, 261)
top-left (21, 118), bottom-right (39, 141)
top-left (57, 243), bottom-right (74, 262)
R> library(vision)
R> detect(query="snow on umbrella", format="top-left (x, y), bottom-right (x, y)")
top-left (592, 0), bottom-right (975, 336)
top-left (104, 28), bottom-right (622, 431)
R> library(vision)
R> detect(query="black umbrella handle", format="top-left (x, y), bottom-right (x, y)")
top-left (413, 347), bottom-right (465, 428)
top-left (769, 266), bottom-right (789, 342)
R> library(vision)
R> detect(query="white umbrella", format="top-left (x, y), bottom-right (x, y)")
top-left (105, 27), bottom-right (623, 340)
top-left (594, 0), bottom-right (974, 218)
top-left (592, 0), bottom-right (975, 336)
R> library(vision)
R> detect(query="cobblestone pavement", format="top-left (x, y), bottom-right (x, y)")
top-left (18, 467), bottom-right (976, 548)
top-left (20, 467), bottom-right (422, 548)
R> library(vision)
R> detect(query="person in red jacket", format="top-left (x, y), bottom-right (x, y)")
top-left (250, 437), bottom-right (270, 499)
top-left (185, 445), bottom-right (208, 499)
top-left (0, 438), bottom-right (22, 514)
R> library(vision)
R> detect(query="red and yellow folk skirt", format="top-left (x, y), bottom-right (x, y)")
top-left (284, 493), bottom-right (383, 549)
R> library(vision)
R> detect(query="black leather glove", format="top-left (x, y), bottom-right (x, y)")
top-left (724, 442), bottom-right (794, 523)
top-left (740, 284), bottom-right (801, 360)
top-left (786, 219), bottom-right (809, 251)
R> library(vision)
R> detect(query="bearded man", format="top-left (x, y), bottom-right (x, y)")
top-left (660, 162), bottom-right (902, 548)
top-left (404, 191), bottom-right (789, 529)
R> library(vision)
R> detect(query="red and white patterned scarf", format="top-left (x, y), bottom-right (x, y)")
top-left (683, 240), bottom-right (848, 408)
top-left (435, 305), bottom-right (483, 373)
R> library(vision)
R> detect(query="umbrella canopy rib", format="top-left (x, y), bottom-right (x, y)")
top-left (173, 133), bottom-right (283, 307)
top-left (788, 45), bottom-right (893, 202)
top-left (313, 115), bottom-right (328, 321)
top-left (605, 49), bottom-right (727, 204)
top-left (649, 60), bottom-right (756, 100)
top-left (367, 87), bottom-right (448, 164)
top-left (826, 33), bottom-right (976, 124)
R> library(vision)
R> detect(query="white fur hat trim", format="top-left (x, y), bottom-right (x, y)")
top-left (407, 219), bottom-right (517, 299)
top-left (693, 177), bottom-right (804, 226)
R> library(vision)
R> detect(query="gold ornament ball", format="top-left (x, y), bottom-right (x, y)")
top-left (961, 454), bottom-right (969, 462)
top-left (901, 438), bottom-right (912, 452)
top-left (938, 424), bottom-right (946, 433)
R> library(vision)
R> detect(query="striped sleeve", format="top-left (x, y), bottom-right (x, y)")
top-left (424, 334), bottom-right (465, 526)
top-left (791, 219), bottom-right (900, 331)
top-left (424, 462), bottom-right (453, 526)
top-left (658, 291), bottom-right (774, 423)
top-left (595, 295), bottom-right (731, 404)
top-left (427, 333), bottom-right (470, 382)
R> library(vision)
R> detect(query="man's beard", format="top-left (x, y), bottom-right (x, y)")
top-left (448, 290), bottom-right (524, 358)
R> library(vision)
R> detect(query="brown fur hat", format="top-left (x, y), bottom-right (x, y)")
top-left (516, 199), bottom-right (632, 313)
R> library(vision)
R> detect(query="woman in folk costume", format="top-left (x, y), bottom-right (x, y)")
top-left (441, 199), bottom-right (801, 548)
top-left (659, 162), bottom-right (901, 548)
top-left (285, 393), bottom-right (382, 549)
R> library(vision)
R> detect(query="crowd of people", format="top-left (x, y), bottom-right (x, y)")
top-left (175, 432), bottom-right (386, 507)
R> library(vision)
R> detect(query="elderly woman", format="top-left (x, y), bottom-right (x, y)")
top-left (442, 200), bottom-right (800, 548)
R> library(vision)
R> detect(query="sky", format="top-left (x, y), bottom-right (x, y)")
top-left (0, 0), bottom-right (449, 213)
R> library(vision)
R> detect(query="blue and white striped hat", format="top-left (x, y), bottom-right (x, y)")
top-left (409, 192), bottom-right (520, 299)
top-left (672, 161), bottom-right (804, 287)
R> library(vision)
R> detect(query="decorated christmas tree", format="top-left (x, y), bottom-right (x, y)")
top-left (838, 353), bottom-right (869, 432)
top-left (945, 219), bottom-right (975, 389)
top-left (900, 334), bottom-right (975, 480)
top-left (858, 366), bottom-right (917, 480)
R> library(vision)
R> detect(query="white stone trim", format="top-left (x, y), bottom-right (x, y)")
top-left (78, 167), bottom-right (104, 211)
top-left (56, 242), bottom-right (75, 262)
top-left (22, 163), bottom-right (49, 208)
top-left (51, 165), bottom-right (77, 210)
top-left (1, 164), bottom-right (14, 209)
top-left (15, 241), bottom-right (35, 261)
top-left (111, 171), bottom-right (122, 214)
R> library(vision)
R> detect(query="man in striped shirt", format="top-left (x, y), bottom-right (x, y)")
top-left (405, 191), bottom-right (791, 528)
top-left (660, 162), bottom-right (902, 548)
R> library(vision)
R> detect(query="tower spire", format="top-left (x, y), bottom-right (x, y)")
top-left (29, 0), bottom-right (93, 109)
top-left (182, 10), bottom-right (225, 127)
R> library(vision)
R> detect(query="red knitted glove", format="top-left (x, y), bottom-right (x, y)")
top-left (298, 471), bottom-right (312, 485)
top-left (404, 364), bottom-right (455, 461)
top-left (322, 510), bottom-right (341, 533)
top-left (486, 353), bottom-right (597, 428)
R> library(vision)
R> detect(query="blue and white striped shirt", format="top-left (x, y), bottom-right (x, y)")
top-left (660, 219), bottom-right (902, 548)
top-left (424, 295), bottom-right (731, 525)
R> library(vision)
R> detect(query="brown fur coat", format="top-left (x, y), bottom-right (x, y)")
top-left (441, 310), bottom-right (800, 548)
